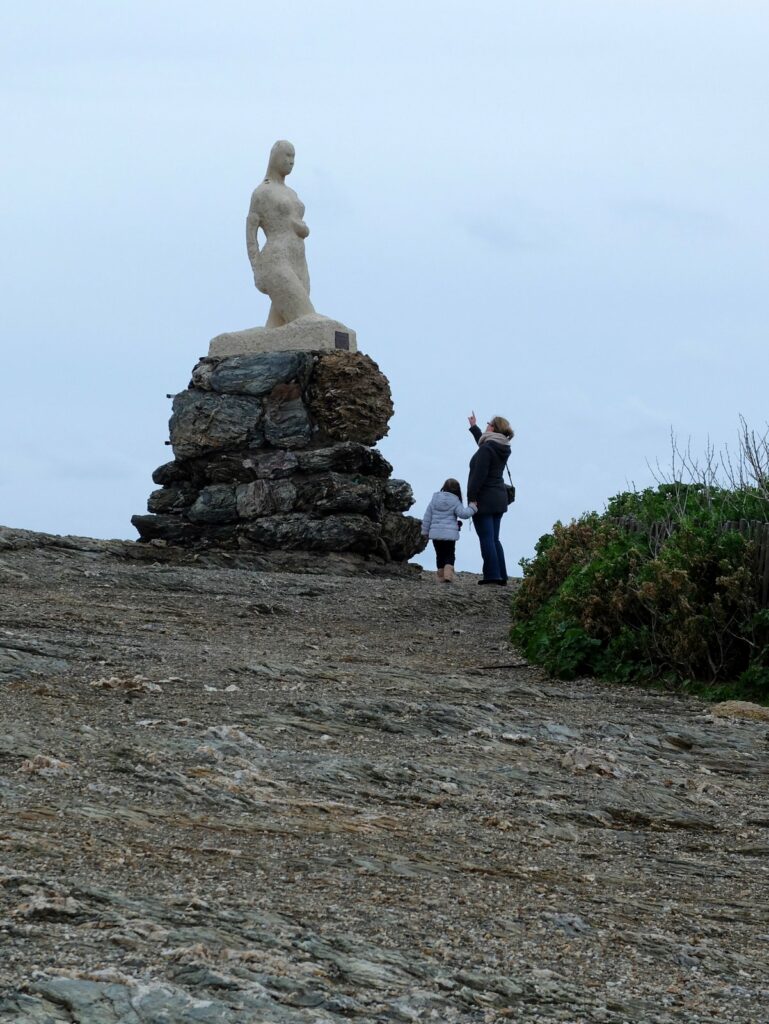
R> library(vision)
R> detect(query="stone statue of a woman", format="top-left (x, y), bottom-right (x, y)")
top-left (246, 140), bottom-right (315, 327)
top-left (208, 141), bottom-right (356, 356)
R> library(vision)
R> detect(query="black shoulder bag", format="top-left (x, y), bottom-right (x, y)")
top-left (504, 463), bottom-right (516, 505)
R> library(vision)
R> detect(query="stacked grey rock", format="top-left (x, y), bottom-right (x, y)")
top-left (132, 350), bottom-right (425, 562)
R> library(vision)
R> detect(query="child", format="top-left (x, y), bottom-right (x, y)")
top-left (420, 478), bottom-right (475, 582)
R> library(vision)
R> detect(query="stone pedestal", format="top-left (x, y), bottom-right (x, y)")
top-left (132, 349), bottom-right (425, 564)
top-left (209, 314), bottom-right (357, 358)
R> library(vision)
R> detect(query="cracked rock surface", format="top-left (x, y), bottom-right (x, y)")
top-left (1, 526), bottom-right (768, 1022)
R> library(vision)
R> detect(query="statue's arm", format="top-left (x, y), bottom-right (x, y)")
top-left (246, 193), bottom-right (261, 273)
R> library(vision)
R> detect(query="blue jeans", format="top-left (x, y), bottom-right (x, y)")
top-left (473, 513), bottom-right (507, 581)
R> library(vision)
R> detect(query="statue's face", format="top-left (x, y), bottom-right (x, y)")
top-left (276, 145), bottom-right (295, 176)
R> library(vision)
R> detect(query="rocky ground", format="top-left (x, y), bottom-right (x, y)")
top-left (1, 525), bottom-right (768, 1023)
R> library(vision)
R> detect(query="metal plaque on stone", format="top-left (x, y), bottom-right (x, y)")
top-left (334, 331), bottom-right (350, 351)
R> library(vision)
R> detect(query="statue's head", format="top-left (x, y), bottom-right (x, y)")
top-left (267, 140), bottom-right (295, 180)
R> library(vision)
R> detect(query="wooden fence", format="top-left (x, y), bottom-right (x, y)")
top-left (612, 516), bottom-right (769, 608)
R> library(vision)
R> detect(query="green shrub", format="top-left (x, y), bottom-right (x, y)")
top-left (511, 485), bottom-right (768, 700)
top-left (607, 481), bottom-right (769, 526)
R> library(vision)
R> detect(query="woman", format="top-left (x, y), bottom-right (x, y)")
top-left (466, 411), bottom-right (514, 585)
top-left (246, 140), bottom-right (316, 327)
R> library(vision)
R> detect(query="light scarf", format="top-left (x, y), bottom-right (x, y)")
top-left (479, 431), bottom-right (511, 446)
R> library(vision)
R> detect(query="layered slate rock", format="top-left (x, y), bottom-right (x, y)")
top-left (132, 351), bottom-right (425, 562)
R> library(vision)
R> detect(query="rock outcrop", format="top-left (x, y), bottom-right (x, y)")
top-left (132, 351), bottom-right (425, 562)
top-left (3, 532), bottom-right (769, 1022)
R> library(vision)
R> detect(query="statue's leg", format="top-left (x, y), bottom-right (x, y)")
top-left (298, 262), bottom-right (311, 295)
top-left (270, 266), bottom-right (315, 323)
top-left (265, 305), bottom-right (286, 328)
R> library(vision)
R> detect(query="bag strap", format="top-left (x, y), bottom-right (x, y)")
top-left (504, 462), bottom-right (513, 486)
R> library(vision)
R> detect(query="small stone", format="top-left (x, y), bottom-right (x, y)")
top-left (187, 485), bottom-right (238, 524)
top-left (380, 513), bottom-right (426, 561)
top-left (542, 911), bottom-right (592, 937)
top-left (169, 391), bottom-right (264, 459)
top-left (712, 700), bottom-right (769, 722)
top-left (248, 450), bottom-right (300, 479)
top-left (147, 485), bottom-right (198, 514)
top-left (297, 442), bottom-right (392, 477)
top-left (131, 514), bottom-right (202, 544)
top-left (307, 351), bottom-right (393, 445)
top-left (263, 383), bottom-right (312, 448)
top-left (385, 479), bottom-right (415, 512)
top-left (12, 894), bottom-right (86, 920)
top-left (560, 745), bottom-right (623, 778)
top-left (151, 460), bottom-right (191, 486)
top-left (17, 755), bottom-right (73, 776)
top-left (192, 351), bottom-right (312, 397)
top-left (91, 675), bottom-right (163, 694)
top-left (244, 513), bottom-right (380, 554)
top-left (236, 478), bottom-right (297, 518)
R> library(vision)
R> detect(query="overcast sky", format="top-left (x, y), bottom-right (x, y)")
top-left (1, 1), bottom-right (767, 573)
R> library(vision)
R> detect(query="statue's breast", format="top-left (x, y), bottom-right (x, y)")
top-left (255, 184), bottom-right (307, 234)
top-left (284, 186), bottom-right (305, 217)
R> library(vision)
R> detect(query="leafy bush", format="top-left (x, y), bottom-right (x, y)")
top-left (511, 484), bottom-right (769, 699)
top-left (607, 481), bottom-right (769, 527)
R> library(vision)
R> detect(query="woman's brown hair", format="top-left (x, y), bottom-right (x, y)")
top-left (489, 415), bottom-right (514, 439)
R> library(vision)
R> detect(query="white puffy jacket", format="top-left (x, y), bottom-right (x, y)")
top-left (421, 490), bottom-right (475, 541)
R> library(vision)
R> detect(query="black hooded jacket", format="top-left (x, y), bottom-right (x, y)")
top-left (467, 425), bottom-right (511, 515)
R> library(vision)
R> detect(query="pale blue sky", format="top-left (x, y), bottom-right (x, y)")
top-left (1, 1), bottom-right (767, 572)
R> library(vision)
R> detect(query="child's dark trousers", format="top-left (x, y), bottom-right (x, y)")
top-left (432, 539), bottom-right (456, 569)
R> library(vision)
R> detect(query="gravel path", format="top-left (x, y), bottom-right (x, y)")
top-left (1, 526), bottom-right (768, 1022)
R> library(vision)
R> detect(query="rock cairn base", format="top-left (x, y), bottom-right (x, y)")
top-left (132, 350), bottom-right (426, 563)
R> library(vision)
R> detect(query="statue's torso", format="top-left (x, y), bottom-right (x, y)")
top-left (253, 183), bottom-right (309, 260)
